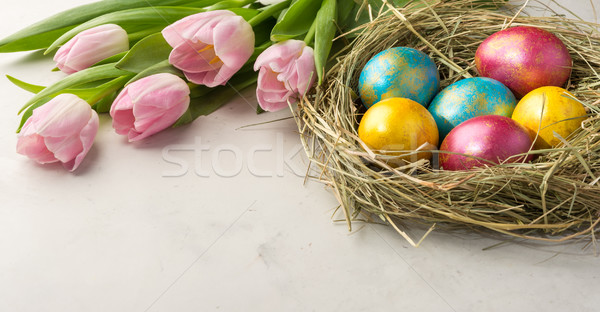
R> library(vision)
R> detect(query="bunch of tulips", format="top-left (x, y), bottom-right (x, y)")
top-left (5, 0), bottom-right (352, 171)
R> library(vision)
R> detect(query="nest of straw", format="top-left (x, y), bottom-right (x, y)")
top-left (296, 0), bottom-right (600, 245)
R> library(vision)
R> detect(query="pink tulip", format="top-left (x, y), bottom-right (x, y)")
top-left (253, 40), bottom-right (316, 112)
top-left (17, 94), bottom-right (99, 171)
top-left (110, 73), bottom-right (190, 142)
top-left (54, 24), bottom-right (129, 74)
top-left (162, 10), bottom-right (255, 87)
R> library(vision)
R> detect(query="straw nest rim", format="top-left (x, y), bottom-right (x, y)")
top-left (296, 0), bottom-right (600, 246)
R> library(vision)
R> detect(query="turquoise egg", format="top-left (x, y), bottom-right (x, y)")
top-left (428, 77), bottom-right (517, 140)
top-left (358, 47), bottom-right (440, 108)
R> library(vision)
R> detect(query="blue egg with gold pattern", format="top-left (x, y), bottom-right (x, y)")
top-left (358, 47), bottom-right (440, 109)
top-left (428, 77), bottom-right (517, 141)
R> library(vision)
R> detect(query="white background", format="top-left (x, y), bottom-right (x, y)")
top-left (0, 1), bottom-right (599, 311)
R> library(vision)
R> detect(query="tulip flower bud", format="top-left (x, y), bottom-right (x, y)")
top-left (162, 10), bottom-right (255, 87)
top-left (110, 73), bottom-right (190, 142)
top-left (17, 94), bottom-right (99, 171)
top-left (54, 24), bottom-right (129, 74)
top-left (253, 40), bottom-right (316, 112)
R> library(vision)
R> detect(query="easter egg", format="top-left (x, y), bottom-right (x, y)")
top-left (475, 26), bottom-right (572, 99)
top-left (511, 86), bottom-right (587, 150)
top-left (427, 77), bottom-right (517, 140)
top-left (358, 47), bottom-right (440, 108)
top-left (439, 115), bottom-right (532, 170)
top-left (358, 97), bottom-right (439, 164)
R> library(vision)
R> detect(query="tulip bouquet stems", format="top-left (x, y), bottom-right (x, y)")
top-left (2, 0), bottom-right (350, 170)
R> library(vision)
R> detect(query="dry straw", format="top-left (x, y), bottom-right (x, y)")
top-left (296, 0), bottom-right (600, 246)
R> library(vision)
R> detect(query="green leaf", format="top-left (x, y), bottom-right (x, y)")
top-left (247, 0), bottom-right (290, 27)
top-left (7, 75), bottom-right (97, 98)
top-left (228, 8), bottom-right (260, 21)
top-left (92, 91), bottom-right (118, 114)
top-left (0, 0), bottom-right (196, 53)
top-left (116, 33), bottom-right (172, 73)
top-left (128, 26), bottom-right (166, 44)
top-left (18, 63), bottom-right (132, 114)
top-left (126, 59), bottom-right (184, 85)
top-left (92, 51), bottom-right (128, 67)
top-left (67, 79), bottom-right (115, 89)
top-left (338, 0), bottom-right (354, 22)
top-left (253, 18), bottom-right (277, 46)
top-left (84, 75), bottom-right (133, 104)
top-left (314, 0), bottom-right (337, 85)
top-left (270, 0), bottom-right (322, 42)
top-left (257, 105), bottom-right (266, 114)
top-left (206, 0), bottom-right (255, 10)
top-left (185, 0), bottom-right (227, 7)
top-left (173, 70), bottom-right (258, 127)
top-left (46, 7), bottom-right (206, 54)
top-left (10, 73), bottom-right (132, 109)
top-left (189, 84), bottom-right (212, 98)
top-left (6, 75), bottom-right (45, 94)
top-left (0, 26), bottom-right (77, 53)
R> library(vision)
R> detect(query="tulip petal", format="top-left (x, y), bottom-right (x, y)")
top-left (254, 40), bottom-right (305, 71)
top-left (213, 64), bottom-right (240, 87)
top-left (35, 94), bottom-right (92, 138)
top-left (183, 71), bottom-right (209, 86)
top-left (16, 93), bottom-right (98, 171)
top-left (259, 67), bottom-right (287, 92)
top-left (254, 40), bottom-right (316, 112)
top-left (67, 110), bottom-right (99, 171)
top-left (110, 73), bottom-right (190, 141)
top-left (129, 97), bottom-right (189, 142)
top-left (165, 10), bottom-right (254, 87)
top-left (63, 28), bottom-right (129, 72)
top-left (54, 24), bottom-right (129, 74)
top-left (16, 133), bottom-right (58, 164)
top-left (169, 41), bottom-right (221, 73)
top-left (128, 74), bottom-right (190, 124)
top-left (256, 88), bottom-right (289, 112)
top-left (295, 46), bottom-right (316, 95)
top-left (43, 105), bottom-right (98, 169)
top-left (162, 10), bottom-right (234, 48)
top-left (110, 88), bottom-right (136, 135)
top-left (256, 67), bottom-right (292, 112)
top-left (212, 15), bottom-right (254, 67)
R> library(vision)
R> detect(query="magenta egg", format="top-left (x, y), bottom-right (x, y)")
top-left (439, 115), bottom-right (533, 170)
top-left (475, 26), bottom-right (572, 99)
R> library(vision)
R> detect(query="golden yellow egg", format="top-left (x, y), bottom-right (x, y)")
top-left (358, 97), bottom-right (439, 164)
top-left (511, 86), bottom-right (587, 150)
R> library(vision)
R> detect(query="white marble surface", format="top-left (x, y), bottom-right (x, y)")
top-left (0, 1), bottom-right (599, 311)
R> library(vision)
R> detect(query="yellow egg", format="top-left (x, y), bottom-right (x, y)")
top-left (358, 97), bottom-right (439, 164)
top-left (511, 86), bottom-right (587, 149)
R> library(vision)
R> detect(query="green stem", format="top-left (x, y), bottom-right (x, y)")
top-left (304, 18), bottom-right (317, 46)
top-left (188, 83), bottom-right (211, 98)
top-left (248, 0), bottom-right (292, 27)
top-left (128, 29), bottom-right (162, 44)
top-left (185, 0), bottom-right (224, 7)
top-left (85, 75), bottom-right (134, 104)
top-left (206, 0), bottom-right (255, 10)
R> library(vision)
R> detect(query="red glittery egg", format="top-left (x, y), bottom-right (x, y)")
top-left (475, 26), bottom-right (572, 99)
top-left (439, 115), bottom-right (533, 170)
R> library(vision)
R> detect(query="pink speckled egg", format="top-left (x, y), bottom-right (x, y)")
top-left (475, 26), bottom-right (572, 99)
top-left (439, 115), bottom-right (533, 170)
